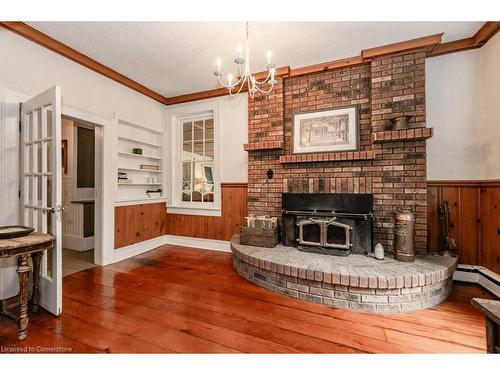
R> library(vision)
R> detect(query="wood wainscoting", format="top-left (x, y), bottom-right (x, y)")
top-left (114, 183), bottom-right (248, 249)
top-left (165, 183), bottom-right (248, 241)
top-left (114, 202), bottom-right (168, 249)
top-left (428, 180), bottom-right (500, 273)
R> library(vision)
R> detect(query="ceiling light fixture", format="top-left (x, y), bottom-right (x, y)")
top-left (213, 22), bottom-right (277, 99)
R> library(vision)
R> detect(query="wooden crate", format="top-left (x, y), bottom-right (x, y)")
top-left (240, 226), bottom-right (279, 248)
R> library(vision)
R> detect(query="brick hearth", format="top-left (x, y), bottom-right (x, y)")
top-left (231, 235), bottom-right (457, 313)
top-left (246, 50), bottom-right (430, 253)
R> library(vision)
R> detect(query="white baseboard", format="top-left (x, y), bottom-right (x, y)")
top-left (63, 235), bottom-right (94, 251)
top-left (83, 237), bottom-right (94, 251)
top-left (113, 235), bottom-right (170, 263)
top-left (112, 234), bottom-right (231, 264)
top-left (164, 235), bottom-right (231, 252)
top-left (454, 264), bottom-right (500, 298)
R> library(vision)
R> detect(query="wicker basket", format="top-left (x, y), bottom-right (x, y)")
top-left (240, 226), bottom-right (279, 248)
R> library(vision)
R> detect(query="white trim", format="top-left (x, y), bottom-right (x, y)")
top-left (479, 274), bottom-right (500, 298)
top-left (114, 197), bottom-right (167, 206)
top-left (113, 235), bottom-right (170, 263)
top-left (166, 206), bottom-right (222, 217)
top-left (62, 235), bottom-right (94, 252)
top-left (164, 235), bottom-right (230, 252)
top-left (61, 106), bottom-right (111, 267)
top-left (453, 264), bottom-right (500, 298)
top-left (112, 234), bottom-right (231, 264)
top-left (166, 100), bottom-right (221, 215)
top-left (62, 105), bottom-right (112, 128)
top-left (453, 269), bottom-right (480, 283)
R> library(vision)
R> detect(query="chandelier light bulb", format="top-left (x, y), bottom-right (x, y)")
top-left (212, 22), bottom-right (276, 99)
top-left (269, 68), bottom-right (277, 85)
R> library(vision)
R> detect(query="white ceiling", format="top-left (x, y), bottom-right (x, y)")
top-left (28, 22), bottom-right (483, 98)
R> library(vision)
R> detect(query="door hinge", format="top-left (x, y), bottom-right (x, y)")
top-left (18, 189), bottom-right (21, 199)
top-left (19, 120), bottom-right (21, 133)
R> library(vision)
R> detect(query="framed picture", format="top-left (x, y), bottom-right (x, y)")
top-left (293, 106), bottom-right (359, 154)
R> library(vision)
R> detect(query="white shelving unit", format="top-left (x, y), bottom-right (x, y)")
top-left (118, 151), bottom-right (162, 161)
top-left (117, 167), bottom-right (162, 173)
top-left (115, 116), bottom-right (165, 205)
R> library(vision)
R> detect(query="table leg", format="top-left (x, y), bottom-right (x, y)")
top-left (16, 254), bottom-right (31, 341)
top-left (31, 251), bottom-right (42, 313)
top-left (485, 317), bottom-right (498, 354)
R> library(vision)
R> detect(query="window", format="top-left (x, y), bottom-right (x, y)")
top-left (168, 103), bottom-right (220, 216)
top-left (181, 117), bottom-right (214, 203)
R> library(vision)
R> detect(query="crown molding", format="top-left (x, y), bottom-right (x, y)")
top-left (362, 33), bottom-right (443, 59)
top-left (165, 66), bottom-right (290, 105)
top-left (429, 21), bottom-right (500, 57)
top-left (1, 22), bottom-right (498, 105)
top-left (0, 21), bottom-right (170, 105)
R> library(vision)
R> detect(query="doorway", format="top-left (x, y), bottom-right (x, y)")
top-left (58, 116), bottom-right (103, 277)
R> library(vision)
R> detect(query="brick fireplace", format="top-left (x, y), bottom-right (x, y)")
top-left (245, 49), bottom-right (433, 254)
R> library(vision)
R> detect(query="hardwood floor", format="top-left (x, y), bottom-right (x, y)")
top-left (0, 246), bottom-right (496, 353)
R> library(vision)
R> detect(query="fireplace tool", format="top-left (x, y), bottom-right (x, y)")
top-left (438, 201), bottom-right (458, 257)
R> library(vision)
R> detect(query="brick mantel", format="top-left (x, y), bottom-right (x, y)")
top-left (247, 49), bottom-right (431, 253)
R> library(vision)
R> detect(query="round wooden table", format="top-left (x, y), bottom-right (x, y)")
top-left (0, 232), bottom-right (54, 340)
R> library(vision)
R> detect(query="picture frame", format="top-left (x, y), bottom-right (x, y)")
top-left (292, 106), bottom-right (359, 154)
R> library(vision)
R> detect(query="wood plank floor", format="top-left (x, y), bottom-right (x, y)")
top-left (0, 246), bottom-right (496, 353)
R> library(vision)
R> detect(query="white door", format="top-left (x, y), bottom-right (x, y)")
top-left (20, 86), bottom-right (62, 315)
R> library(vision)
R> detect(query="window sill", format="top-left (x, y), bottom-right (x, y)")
top-left (167, 205), bottom-right (222, 217)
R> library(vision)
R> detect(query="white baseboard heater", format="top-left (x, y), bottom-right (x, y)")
top-left (454, 264), bottom-right (500, 298)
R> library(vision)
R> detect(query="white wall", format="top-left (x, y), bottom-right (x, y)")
top-left (479, 32), bottom-right (500, 179)
top-left (426, 49), bottom-right (482, 180)
top-left (0, 29), bottom-right (164, 224)
top-left (0, 30), bottom-right (248, 299)
top-left (166, 93), bottom-right (248, 184)
top-left (0, 29), bottom-right (165, 297)
top-left (0, 30), bottom-right (164, 124)
top-left (426, 32), bottom-right (500, 180)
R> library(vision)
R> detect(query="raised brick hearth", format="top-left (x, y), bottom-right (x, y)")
top-left (231, 235), bottom-right (457, 313)
top-left (246, 50), bottom-right (431, 254)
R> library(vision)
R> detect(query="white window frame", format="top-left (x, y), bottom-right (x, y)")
top-left (167, 101), bottom-right (221, 216)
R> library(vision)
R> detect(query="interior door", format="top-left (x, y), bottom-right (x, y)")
top-left (20, 86), bottom-right (62, 315)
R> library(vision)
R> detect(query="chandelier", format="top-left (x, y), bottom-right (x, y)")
top-left (213, 22), bottom-right (277, 99)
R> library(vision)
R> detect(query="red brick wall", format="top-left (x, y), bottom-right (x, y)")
top-left (247, 50), bottom-right (429, 253)
top-left (247, 77), bottom-right (284, 146)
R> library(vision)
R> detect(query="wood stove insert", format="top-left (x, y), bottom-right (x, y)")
top-left (282, 193), bottom-right (373, 256)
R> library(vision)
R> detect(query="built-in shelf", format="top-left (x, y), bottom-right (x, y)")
top-left (279, 150), bottom-right (377, 164)
top-left (118, 152), bottom-right (162, 161)
top-left (118, 116), bottom-right (163, 134)
top-left (118, 136), bottom-right (162, 148)
top-left (114, 197), bottom-right (167, 206)
top-left (118, 167), bottom-right (162, 173)
top-left (372, 128), bottom-right (433, 143)
top-left (118, 182), bottom-right (162, 186)
top-left (116, 115), bottom-right (164, 203)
